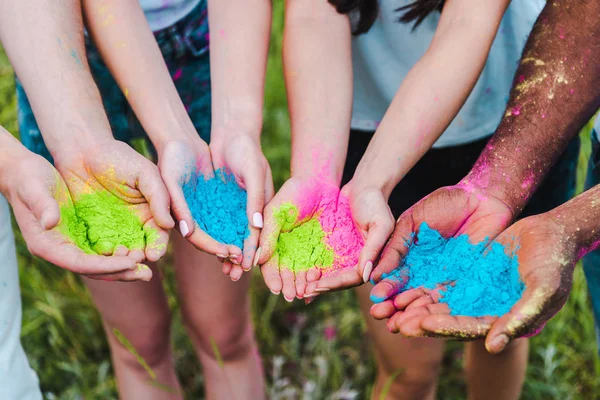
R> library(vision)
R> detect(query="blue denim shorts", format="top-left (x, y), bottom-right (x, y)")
top-left (16, 0), bottom-right (210, 162)
top-left (582, 131), bottom-right (600, 354)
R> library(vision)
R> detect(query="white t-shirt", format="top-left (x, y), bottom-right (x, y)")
top-left (139, 0), bottom-right (201, 31)
top-left (351, 0), bottom-right (545, 148)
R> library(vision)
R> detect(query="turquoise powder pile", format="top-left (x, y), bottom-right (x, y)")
top-left (376, 222), bottom-right (524, 317)
top-left (182, 168), bottom-right (250, 249)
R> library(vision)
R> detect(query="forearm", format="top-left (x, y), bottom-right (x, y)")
top-left (465, 0), bottom-right (600, 215)
top-left (353, 0), bottom-right (509, 197)
top-left (0, 127), bottom-right (30, 196)
top-left (284, 0), bottom-right (352, 184)
top-left (82, 0), bottom-right (198, 152)
top-left (208, 0), bottom-right (271, 143)
top-left (0, 0), bottom-right (113, 154)
top-left (546, 184), bottom-right (600, 259)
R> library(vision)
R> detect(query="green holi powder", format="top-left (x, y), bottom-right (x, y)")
top-left (59, 191), bottom-right (148, 254)
top-left (274, 203), bottom-right (334, 272)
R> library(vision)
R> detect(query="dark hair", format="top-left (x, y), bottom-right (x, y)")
top-left (328, 0), bottom-right (445, 35)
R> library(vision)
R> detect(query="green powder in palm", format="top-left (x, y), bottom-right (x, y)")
top-left (275, 203), bottom-right (334, 272)
top-left (59, 191), bottom-right (148, 255)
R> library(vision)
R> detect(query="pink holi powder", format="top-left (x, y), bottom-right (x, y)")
top-left (173, 68), bottom-right (183, 81)
top-left (512, 105), bottom-right (522, 116)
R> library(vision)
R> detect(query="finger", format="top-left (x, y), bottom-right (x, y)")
top-left (113, 245), bottom-right (129, 257)
top-left (405, 294), bottom-right (436, 311)
top-left (311, 268), bottom-right (362, 292)
top-left (241, 236), bottom-right (258, 272)
top-left (392, 288), bottom-right (430, 310)
top-left (227, 244), bottom-right (243, 263)
top-left (186, 224), bottom-right (231, 256)
top-left (371, 213), bottom-right (414, 283)
top-left (241, 158), bottom-right (266, 231)
top-left (222, 259), bottom-right (233, 276)
top-left (370, 300), bottom-right (397, 320)
top-left (370, 273), bottom-right (410, 303)
top-left (230, 264), bottom-right (244, 282)
top-left (144, 219), bottom-right (169, 262)
top-left (386, 312), bottom-right (405, 334)
top-left (485, 287), bottom-right (550, 354)
top-left (306, 267), bottom-right (322, 284)
top-left (280, 267), bottom-right (296, 303)
top-left (138, 163), bottom-right (175, 230)
top-left (357, 214), bottom-right (394, 283)
top-left (85, 263), bottom-right (153, 282)
top-left (19, 182), bottom-right (61, 230)
top-left (421, 314), bottom-right (496, 340)
top-left (264, 167), bottom-right (275, 202)
top-left (260, 253), bottom-right (282, 295)
top-left (258, 199), bottom-right (285, 264)
top-left (295, 270), bottom-right (308, 299)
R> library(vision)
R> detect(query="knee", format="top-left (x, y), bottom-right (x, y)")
top-left (184, 313), bottom-right (256, 362)
top-left (376, 352), bottom-right (442, 400)
top-left (110, 312), bottom-right (173, 371)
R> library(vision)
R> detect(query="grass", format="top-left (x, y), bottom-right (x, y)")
top-left (2, 4), bottom-right (600, 399)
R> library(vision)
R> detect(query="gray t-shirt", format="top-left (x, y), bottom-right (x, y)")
top-left (139, 0), bottom-right (201, 31)
top-left (351, 0), bottom-right (544, 147)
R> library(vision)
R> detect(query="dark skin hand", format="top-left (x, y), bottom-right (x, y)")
top-left (370, 0), bottom-right (600, 351)
top-left (371, 184), bottom-right (600, 354)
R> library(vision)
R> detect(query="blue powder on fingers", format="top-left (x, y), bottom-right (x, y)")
top-left (182, 168), bottom-right (250, 249)
top-left (380, 222), bottom-right (524, 317)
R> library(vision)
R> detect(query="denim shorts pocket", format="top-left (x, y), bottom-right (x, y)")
top-left (182, 4), bottom-right (209, 57)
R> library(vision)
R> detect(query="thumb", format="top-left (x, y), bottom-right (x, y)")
top-left (258, 200), bottom-right (289, 264)
top-left (20, 184), bottom-right (60, 230)
top-left (241, 160), bottom-right (266, 230)
top-left (358, 211), bottom-right (394, 284)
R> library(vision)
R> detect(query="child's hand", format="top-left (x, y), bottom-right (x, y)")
top-left (53, 139), bottom-right (174, 262)
top-left (159, 139), bottom-right (240, 259)
top-left (370, 183), bottom-right (515, 300)
top-left (304, 182), bottom-right (393, 296)
top-left (4, 149), bottom-right (149, 281)
top-left (370, 214), bottom-right (575, 354)
top-left (258, 176), bottom-right (338, 302)
top-left (210, 134), bottom-right (274, 280)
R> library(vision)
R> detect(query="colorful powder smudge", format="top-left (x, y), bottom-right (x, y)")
top-left (272, 182), bottom-right (363, 276)
top-left (182, 168), bottom-right (250, 249)
top-left (375, 222), bottom-right (524, 317)
top-left (59, 191), bottom-right (150, 255)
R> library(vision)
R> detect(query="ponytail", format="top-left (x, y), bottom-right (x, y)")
top-left (327, 0), bottom-right (445, 35)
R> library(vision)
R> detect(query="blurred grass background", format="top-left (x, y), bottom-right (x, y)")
top-left (1, 3), bottom-right (600, 399)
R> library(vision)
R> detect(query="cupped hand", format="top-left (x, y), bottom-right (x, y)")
top-left (210, 134), bottom-right (274, 280)
top-left (370, 183), bottom-right (515, 304)
top-left (5, 148), bottom-right (150, 282)
top-left (53, 139), bottom-right (174, 263)
top-left (159, 138), bottom-right (240, 259)
top-left (258, 176), bottom-right (339, 302)
top-left (370, 214), bottom-right (577, 354)
top-left (303, 181), bottom-right (392, 297)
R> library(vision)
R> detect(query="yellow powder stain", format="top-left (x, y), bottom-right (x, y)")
top-left (115, 41), bottom-right (127, 48)
top-left (515, 72), bottom-right (548, 94)
top-left (521, 57), bottom-right (546, 66)
top-left (124, 88), bottom-right (129, 98)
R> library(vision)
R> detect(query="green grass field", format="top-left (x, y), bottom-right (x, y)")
top-left (1, 5), bottom-right (600, 399)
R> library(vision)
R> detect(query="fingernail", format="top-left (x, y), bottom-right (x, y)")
top-left (252, 212), bottom-right (264, 229)
top-left (231, 275), bottom-right (241, 282)
top-left (270, 289), bottom-right (280, 295)
top-left (305, 298), bottom-right (315, 305)
top-left (284, 294), bottom-right (294, 303)
top-left (488, 334), bottom-right (510, 353)
top-left (363, 261), bottom-right (373, 283)
top-left (179, 220), bottom-right (190, 237)
top-left (314, 287), bottom-right (330, 293)
top-left (229, 255), bottom-right (242, 265)
top-left (217, 253), bottom-right (229, 258)
top-left (304, 293), bottom-right (319, 298)
top-left (40, 209), bottom-right (54, 230)
top-left (253, 247), bottom-right (262, 267)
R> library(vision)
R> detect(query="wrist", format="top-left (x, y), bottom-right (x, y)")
top-left (211, 99), bottom-right (263, 142)
top-left (0, 141), bottom-right (28, 197)
top-left (352, 160), bottom-right (398, 200)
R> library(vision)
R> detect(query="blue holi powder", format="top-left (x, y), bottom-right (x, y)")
top-left (182, 168), bottom-right (250, 249)
top-left (375, 222), bottom-right (524, 317)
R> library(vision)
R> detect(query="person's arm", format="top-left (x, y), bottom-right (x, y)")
top-left (0, 127), bottom-right (148, 281)
top-left (371, 0), bottom-right (600, 286)
top-left (257, 0), bottom-right (354, 301)
top-left (207, 0), bottom-right (274, 276)
top-left (0, 0), bottom-right (174, 263)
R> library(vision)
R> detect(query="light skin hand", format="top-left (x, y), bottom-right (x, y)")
top-left (210, 134), bottom-right (274, 280)
top-left (52, 139), bottom-right (174, 263)
top-left (0, 132), bottom-right (148, 281)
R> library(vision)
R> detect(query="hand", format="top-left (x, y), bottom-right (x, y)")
top-left (258, 176), bottom-right (339, 302)
top-left (53, 139), bottom-right (174, 263)
top-left (370, 214), bottom-right (576, 354)
top-left (159, 138), bottom-right (240, 259)
top-left (210, 134), bottom-right (274, 280)
top-left (370, 183), bottom-right (515, 303)
top-left (304, 181), bottom-right (392, 297)
top-left (3, 148), bottom-right (149, 281)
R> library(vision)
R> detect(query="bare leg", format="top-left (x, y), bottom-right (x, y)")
top-left (173, 234), bottom-right (265, 400)
top-left (83, 264), bottom-right (181, 399)
top-left (356, 284), bottom-right (444, 400)
top-left (465, 339), bottom-right (528, 400)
